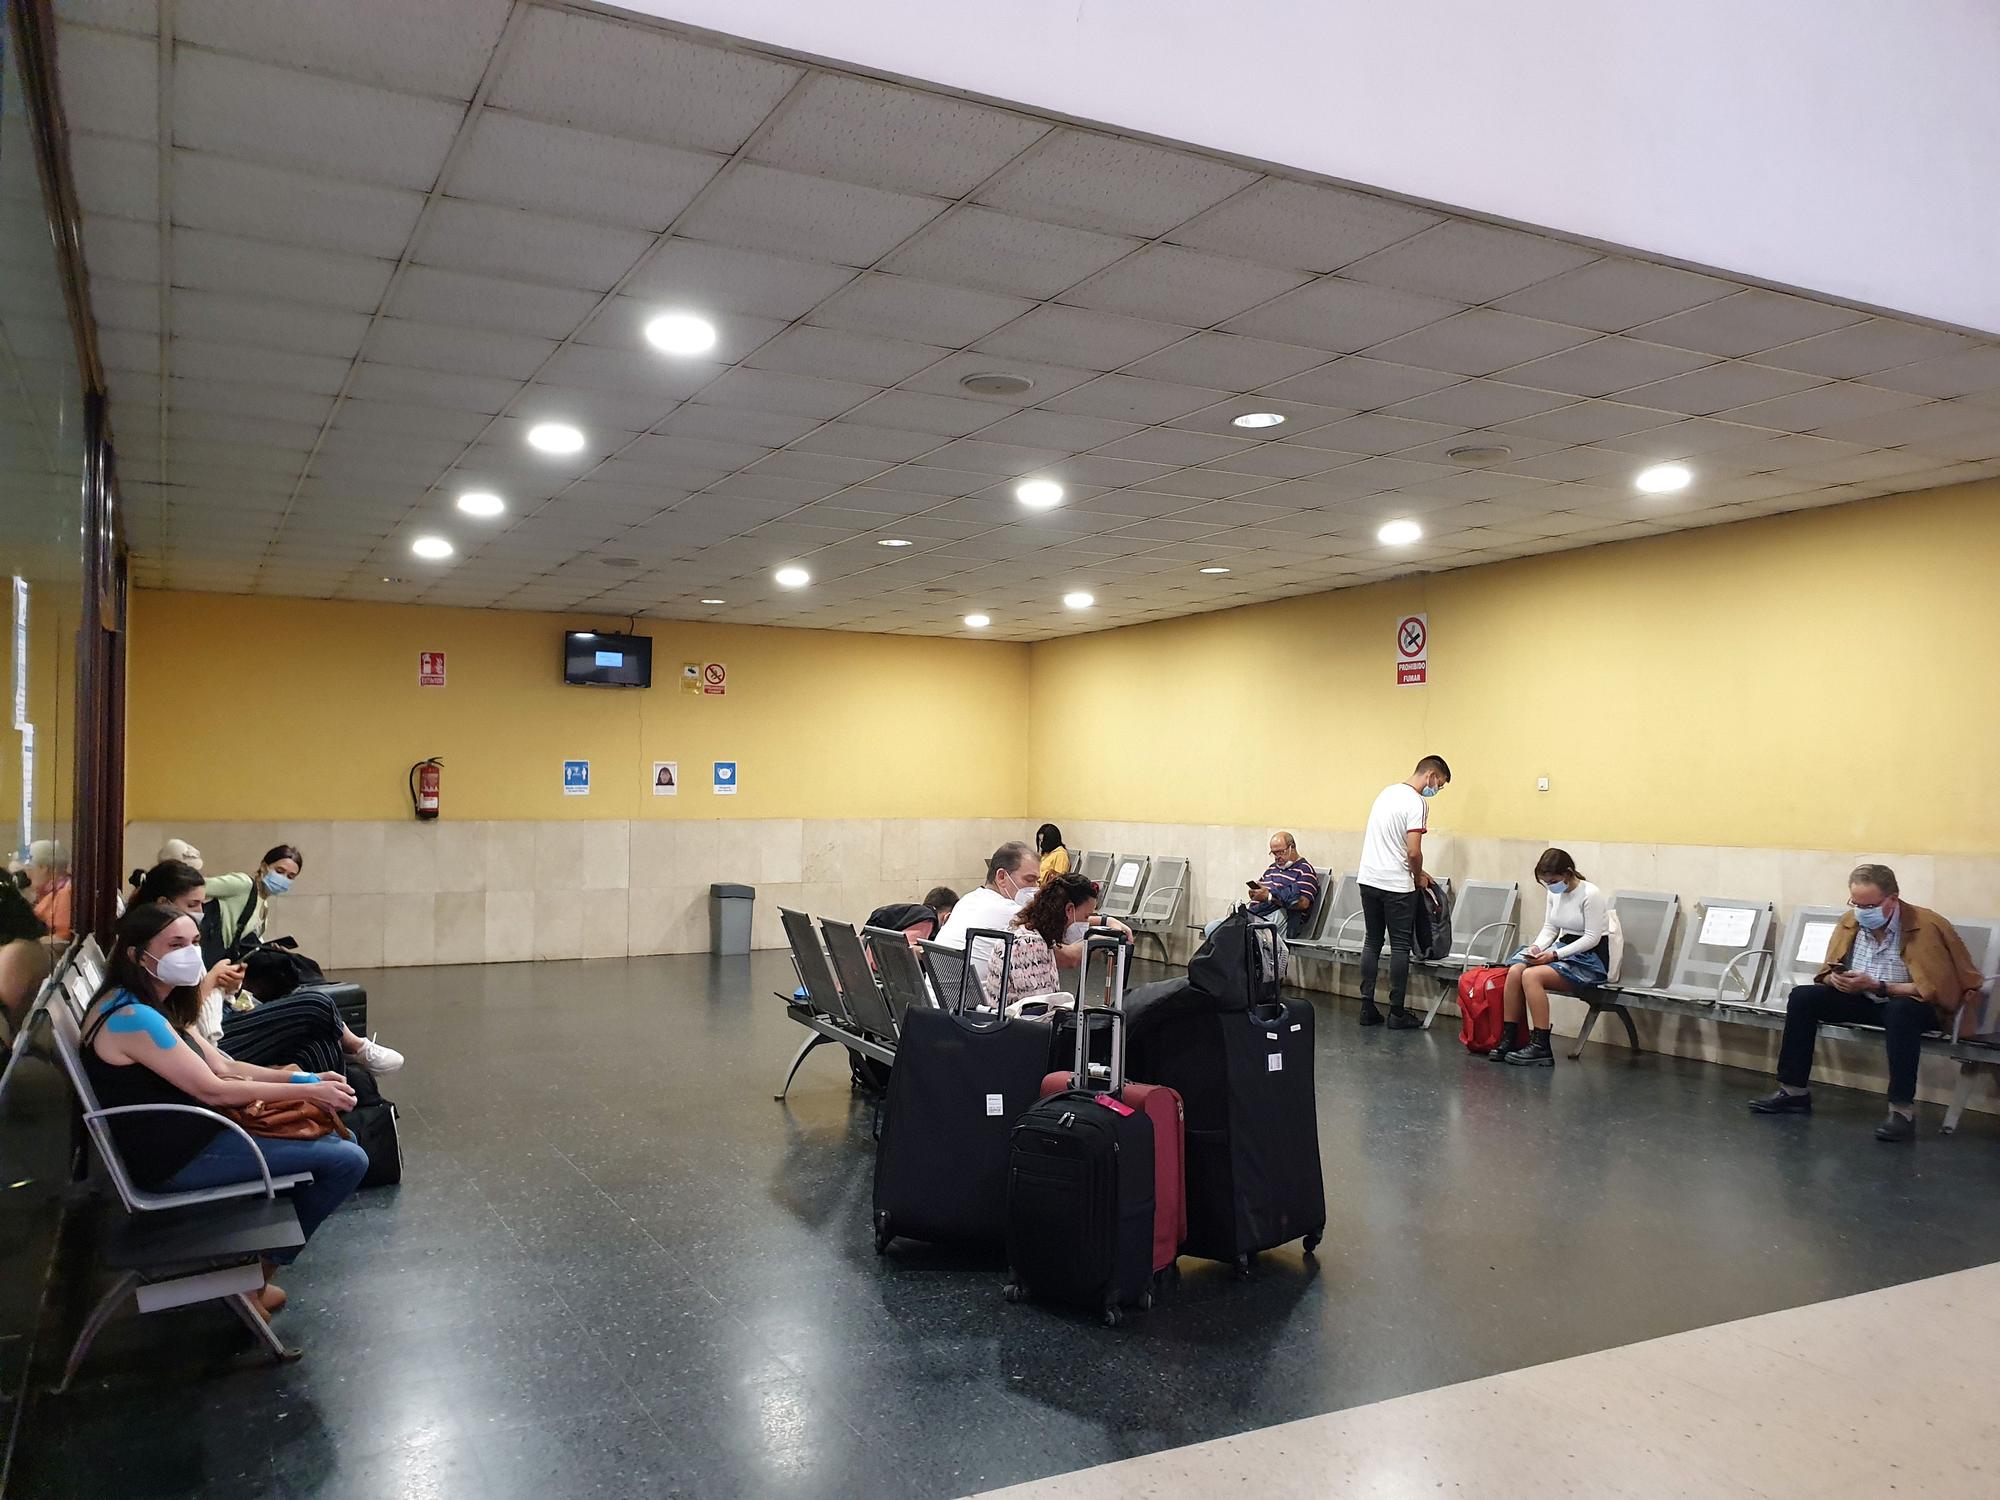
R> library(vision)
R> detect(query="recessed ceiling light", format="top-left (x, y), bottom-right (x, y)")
top-left (526, 422), bottom-right (585, 454)
top-left (963, 613), bottom-right (991, 629)
top-left (644, 311), bottom-right (717, 356)
top-left (455, 490), bottom-right (505, 518)
top-left (1232, 412), bottom-right (1286, 429)
top-left (700, 598), bottom-right (725, 605)
top-left (1446, 444), bottom-right (1513, 464)
top-left (1062, 591), bottom-right (1094, 610)
top-left (960, 372), bottom-right (1034, 396)
top-left (1377, 519), bottom-right (1423, 546)
top-left (411, 535), bottom-right (453, 560)
top-left (1635, 462), bottom-right (1693, 494)
top-left (876, 537), bottom-right (912, 547)
top-left (774, 566), bottom-right (810, 588)
top-left (1016, 478), bottom-right (1065, 509)
top-left (1198, 566), bottom-right (1231, 574)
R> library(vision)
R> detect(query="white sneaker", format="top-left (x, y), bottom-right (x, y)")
top-left (354, 1035), bottom-right (404, 1074)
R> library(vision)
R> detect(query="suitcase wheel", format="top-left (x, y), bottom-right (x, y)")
top-left (1233, 1253), bottom-right (1254, 1280)
top-left (1102, 1303), bottom-right (1125, 1329)
top-left (1004, 1281), bottom-right (1028, 1304)
top-left (873, 1212), bottom-right (893, 1255)
top-left (1302, 1232), bottom-right (1322, 1257)
top-left (1137, 1291), bottom-right (1153, 1314)
top-left (1153, 1262), bottom-right (1181, 1294)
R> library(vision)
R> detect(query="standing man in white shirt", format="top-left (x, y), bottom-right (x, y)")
top-left (1356, 755), bottom-right (1451, 1029)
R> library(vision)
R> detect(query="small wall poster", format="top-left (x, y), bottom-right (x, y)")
top-left (712, 760), bottom-right (738, 795)
top-left (680, 663), bottom-right (701, 696)
top-left (1395, 613), bottom-right (1428, 686)
top-left (562, 759), bottom-right (590, 796)
top-left (652, 761), bottom-right (678, 796)
top-left (702, 661), bottom-right (727, 695)
top-left (418, 650), bottom-right (446, 687)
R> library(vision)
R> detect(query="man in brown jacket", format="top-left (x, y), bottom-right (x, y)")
top-left (1750, 863), bottom-right (1985, 1142)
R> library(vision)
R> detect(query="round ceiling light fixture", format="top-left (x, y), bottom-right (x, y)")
top-left (1446, 444), bottom-right (1513, 464)
top-left (1231, 412), bottom-right (1286, 429)
top-left (644, 311), bottom-right (718, 356)
top-left (1635, 462), bottom-right (1693, 494)
top-left (963, 613), bottom-right (991, 629)
top-left (526, 422), bottom-right (585, 455)
top-left (773, 565), bottom-right (811, 588)
top-left (411, 535), bottom-right (454, 560)
top-left (1377, 519), bottom-right (1424, 546)
top-left (455, 490), bottom-right (505, 518)
top-left (1198, 566), bottom-right (1231, 574)
top-left (1062, 590), bottom-right (1095, 610)
top-left (1016, 478), bottom-right (1065, 509)
top-left (876, 537), bottom-right (912, 547)
top-left (960, 372), bottom-right (1034, 396)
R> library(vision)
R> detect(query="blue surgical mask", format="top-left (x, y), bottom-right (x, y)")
top-left (1854, 904), bottom-right (1890, 931)
top-left (262, 871), bottom-right (292, 896)
top-left (1545, 881), bottom-right (1569, 896)
top-left (1419, 784), bottom-right (1440, 798)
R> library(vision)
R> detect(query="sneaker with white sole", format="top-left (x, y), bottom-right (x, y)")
top-left (353, 1036), bottom-right (404, 1074)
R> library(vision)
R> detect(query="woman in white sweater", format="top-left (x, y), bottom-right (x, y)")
top-left (1490, 848), bottom-right (1609, 1067)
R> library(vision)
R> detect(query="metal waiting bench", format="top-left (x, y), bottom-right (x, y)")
top-left (1412, 879), bottom-right (1521, 1028)
top-left (1098, 855), bottom-right (1150, 922)
top-left (1126, 857), bottom-right (1190, 962)
top-left (1075, 850), bottom-right (1115, 889)
top-left (773, 908), bottom-right (895, 1102)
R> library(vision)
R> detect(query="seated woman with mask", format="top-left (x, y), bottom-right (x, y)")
top-left (134, 861), bottom-right (402, 1075)
top-left (983, 871), bottom-right (1131, 1010)
top-left (81, 903), bottom-right (367, 1316)
top-left (200, 844), bottom-right (303, 964)
top-left (1488, 847), bottom-right (1609, 1068)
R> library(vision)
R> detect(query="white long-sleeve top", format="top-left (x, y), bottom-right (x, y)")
top-left (1530, 880), bottom-right (1608, 960)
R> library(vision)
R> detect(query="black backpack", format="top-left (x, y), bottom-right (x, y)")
top-left (198, 887), bottom-right (265, 968)
top-left (1413, 882), bottom-right (1454, 962)
top-left (241, 940), bottom-right (326, 1001)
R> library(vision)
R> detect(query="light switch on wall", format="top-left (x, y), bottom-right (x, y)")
top-left (1536, 776), bottom-right (1550, 792)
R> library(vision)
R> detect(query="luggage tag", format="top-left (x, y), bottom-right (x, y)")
top-left (1096, 1095), bottom-right (1136, 1117)
top-left (1267, 1053), bottom-right (1283, 1072)
top-left (985, 1093), bottom-right (1004, 1116)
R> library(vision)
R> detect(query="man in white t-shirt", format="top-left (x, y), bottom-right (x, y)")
top-left (935, 840), bottom-right (1040, 991)
top-left (1356, 755), bottom-right (1451, 1028)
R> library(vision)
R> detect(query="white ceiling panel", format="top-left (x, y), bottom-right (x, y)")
top-left (173, 151), bottom-right (426, 258)
top-left (55, 24), bottom-right (158, 141)
top-left (1865, 346), bottom-right (2000, 400)
top-left (975, 129), bottom-right (1255, 238)
top-left (750, 70), bottom-right (1048, 196)
top-left (662, 404), bottom-right (826, 449)
top-left (169, 377), bottom-right (336, 425)
top-left (413, 198), bottom-right (653, 291)
top-left (1120, 332), bottom-right (1329, 389)
top-left (1362, 309), bottom-right (1596, 377)
top-left (1381, 379), bottom-right (1572, 428)
top-left (388, 265), bottom-right (600, 340)
top-left (512, 382), bottom-right (676, 436)
top-left (578, 296), bottom-right (787, 363)
top-left (1039, 374), bottom-right (1229, 425)
top-left (1169, 177), bottom-right (1441, 274)
top-left (176, 0), bottom-right (511, 99)
top-left (1756, 318), bottom-right (1975, 379)
top-left (701, 367), bottom-right (875, 419)
top-left (346, 361), bottom-right (518, 413)
top-left (171, 338), bottom-right (352, 393)
top-left (78, 213), bottom-right (160, 282)
top-left (789, 422), bottom-right (944, 463)
top-left (1715, 381), bottom-right (1929, 433)
top-left (1258, 357), bottom-right (1463, 410)
top-left (625, 237), bottom-right (857, 319)
top-left (1065, 245), bottom-right (1311, 326)
top-left (1490, 258), bottom-right (1735, 332)
top-left (971, 304), bottom-right (1194, 371)
top-left (1499, 337), bottom-right (1717, 398)
top-left (1628, 288), bottom-right (1869, 358)
top-left (489, 8), bottom-right (801, 153)
top-left (67, 132), bottom-right (158, 219)
top-left (1812, 398), bottom-right (1999, 452)
top-left (1491, 399), bottom-right (1676, 444)
top-left (1222, 276), bottom-right (1462, 353)
top-left (447, 111), bottom-right (722, 232)
top-left (173, 229), bottom-right (395, 313)
top-left (898, 351), bottom-right (1098, 407)
top-left (678, 163), bottom-right (945, 268)
top-left (881, 206), bottom-right (1139, 300)
top-left (745, 325), bottom-right (949, 386)
top-left (173, 48), bottom-right (464, 192)
top-left (1342, 220), bottom-right (1598, 303)
top-left (810, 272), bottom-right (1034, 348)
top-left (1617, 360), bottom-right (1828, 417)
top-left (170, 290), bottom-right (370, 359)
top-left (842, 389), bottom-right (1004, 437)
top-left (367, 317), bottom-right (556, 380)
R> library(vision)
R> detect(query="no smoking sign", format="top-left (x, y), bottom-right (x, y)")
top-left (1395, 613), bottom-right (1428, 687)
top-left (701, 661), bottom-right (726, 696)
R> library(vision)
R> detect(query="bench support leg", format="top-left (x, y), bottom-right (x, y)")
top-left (1421, 972), bottom-right (1447, 1030)
top-left (1943, 1060), bottom-right (1981, 1135)
top-left (1568, 1006), bottom-right (1603, 1060)
top-left (1613, 1005), bottom-right (1642, 1055)
top-left (57, 1270), bottom-right (138, 1393)
top-left (226, 1290), bottom-right (301, 1363)
top-left (773, 1032), bottom-right (830, 1102)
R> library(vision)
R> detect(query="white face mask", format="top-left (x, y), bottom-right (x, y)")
top-left (148, 945), bottom-right (207, 988)
top-left (1011, 879), bottom-right (1038, 908)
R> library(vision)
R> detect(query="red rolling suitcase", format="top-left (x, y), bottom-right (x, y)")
top-left (1037, 932), bottom-right (1186, 1286)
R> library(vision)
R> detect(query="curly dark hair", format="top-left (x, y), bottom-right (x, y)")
top-left (1012, 871), bottom-right (1099, 947)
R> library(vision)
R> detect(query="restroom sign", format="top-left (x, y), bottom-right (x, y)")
top-left (702, 661), bottom-right (727, 696)
top-left (1396, 613), bottom-right (1428, 687)
top-left (418, 650), bottom-right (446, 687)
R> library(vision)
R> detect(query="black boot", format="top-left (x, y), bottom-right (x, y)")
top-left (1487, 1021), bottom-right (1520, 1060)
top-left (1504, 1028), bottom-right (1555, 1067)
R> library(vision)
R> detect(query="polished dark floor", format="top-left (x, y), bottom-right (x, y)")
top-left (16, 952), bottom-right (2000, 1499)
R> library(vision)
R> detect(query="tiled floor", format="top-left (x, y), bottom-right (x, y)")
top-left (14, 952), bottom-right (2000, 1499)
top-left (975, 1261), bottom-right (2000, 1498)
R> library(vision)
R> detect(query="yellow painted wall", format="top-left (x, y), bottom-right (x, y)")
top-left (1028, 482), bottom-right (2000, 856)
top-left (125, 593), bottom-right (1030, 821)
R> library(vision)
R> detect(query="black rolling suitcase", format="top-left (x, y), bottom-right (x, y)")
top-left (873, 930), bottom-right (1053, 1252)
top-left (1128, 916), bottom-right (1325, 1275)
top-left (342, 1065), bottom-right (402, 1189)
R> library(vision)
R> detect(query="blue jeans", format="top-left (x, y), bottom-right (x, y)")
top-left (162, 1132), bottom-right (370, 1263)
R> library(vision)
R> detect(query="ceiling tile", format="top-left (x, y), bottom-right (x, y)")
top-left (1258, 357), bottom-right (1463, 410)
top-left (1810, 398), bottom-right (1999, 452)
top-left (1865, 345), bottom-right (2000, 400)
top-left (810, 273), bottom-right (1034, 347)
top-left (1089, 429), bottom-right (1258, 467)
top-left (880, 205), bottom-right (1139, 299)
top-left (1616, 360), bottom-right (1828, 417)
top-left (660, 404), bottom-right (823, 449)
top-left (1489, 257), bottom-right (1735, 331)
top-left (173, 150), bottom-right (425, 258)
top-left (171, 289), bottom-right (369, 359)
top-left (750, 70), bottom-right (1048, 196)
top-left (697, 367), bottom-right (875, 420)
top-left (512, 381), bottom-right (676, 435)
top-left (1169, 177), bottom-right (1441, 273)
top-left (1381, 379), bottom-right (1571, 427)
top-left (1222, 276), bottom-right (1462, 353)
top-left (1168, 398), bottom-right (1354, 439)
top-left (680, 163), bottom-right (946, 268)
top-left (413, 198), bottom-right (653, 291)
top-left (1063, 245), bottom-right (1311, 326)
top-left (1192, 442), bottom-right (1346, 480)
top-left (68, 132), bottom-right (157, 218)
top-left (577, 295), bottom-right (786, 363)
top-left (176, 0), bottom-right (510, 99)
top-left (970, 409), bottom-right (1143, 450)
top-left (1039, 374), bottom-right (1229, 424)
top-left (388, 264), bottom-right (601, 340)
top-left (1119, 331), bottom-right (1328, 390)
top-left (970, 304), bottom-right (1193, 371)
top-left (1591, 416), bottom-right (1769, 458)
top-left (173, 228), bottom-right (395, 313)
top-left (171, 337), bottom-right (351, 393)
top-left (623, 237), bottom-right (857, 321)
top-left (897, 351), bottom-right (1098, 405)
top-left (1499, 337), bottom-right (1716, 398)
top-left (489, 8), bottom-right (802, 154)
top-left (79, 213), bottom-right (160, 281)
top-left (55, 24), bottom-right (157, 140)
top-left (1341, 220), bottom-right (1598, 303)
top-left (1292, 412), bottom-right (1459, 455)
top-left (1491, 399), bottom-right (1679, 444)
top-left (1755, 318), bottom-right (1976, 379)
top-left (789, 422), bottom-right (945, 462)
top-left (975, 129), bottom-right (1256, 237)
top-left (447, 110), bottom-right (722, 232)
top-left (174, 49), bottom-right (463, 192)
top-left (368, 317), bottom-right (556, 380)
top-left (346, 360), bottom-right (518, 413)
top-left (1630, 288), bottom-right (1872, 358)
top-left (843, 389), bottom-right (1002, 437)
top-left (1715, 381), bottom-right (1930, 432)
top-left (746, 325), bottom-right (949, 386)
top-left (1363, 309), bottom-right (1596, 376)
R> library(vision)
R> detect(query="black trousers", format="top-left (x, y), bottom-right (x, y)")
top-left (219, 990), bottom-right (347, 1076)
top-left (1776, 983), bottom-right (1933, 1105)
top-left (1358, 884), bottom-right (1418, 1009)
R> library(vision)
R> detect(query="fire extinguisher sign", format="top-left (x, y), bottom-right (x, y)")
top-left (419, 651), bottom-right (446, 687)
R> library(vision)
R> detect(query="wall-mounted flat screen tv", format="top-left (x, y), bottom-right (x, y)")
top-left (562, 630), bottom-right (652, 688)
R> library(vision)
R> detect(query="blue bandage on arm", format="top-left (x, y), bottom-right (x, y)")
top-left (102, 1003), bottom-right (180, 1050)
top-left (290, 1073), bottom-right (319, 1085)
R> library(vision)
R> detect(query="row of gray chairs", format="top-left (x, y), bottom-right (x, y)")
top-left (1284, 873), bottom-right (1523, 1027)
top-left (1073, 850), bottom-right (1190, 960)
top-left (775, 908), bottom-right (964, 1102)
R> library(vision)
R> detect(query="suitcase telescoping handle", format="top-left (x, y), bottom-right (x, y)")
top-left (1247, 917), bottom-right (1286, 1022)
top-left (1074, 930), bottom-right (1132, 1090)
top-left (961, 927), bottom-right (1016, 1015)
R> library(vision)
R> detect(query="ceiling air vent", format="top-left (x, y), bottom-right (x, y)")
top-left (959, 372), bottom-right (1034, 396)
top-left (1445, 444), bottom-right (1512, 464)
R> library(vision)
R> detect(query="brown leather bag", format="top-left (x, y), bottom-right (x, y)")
top-left (224, 1098), bottom-right (354, 1142)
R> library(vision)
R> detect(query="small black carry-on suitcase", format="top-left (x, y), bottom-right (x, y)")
top-left (1004, 934), bottom-right (1159, 1326)
top-left (873, 930), bottom-right (1053, 1253)
top-left (1128, 913), bottom-right (1325, 1276)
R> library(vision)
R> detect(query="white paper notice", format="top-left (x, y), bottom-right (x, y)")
top-left (1796, 920), bottom-right (1837, 965)
top-left (1114, 861), bottom-right (1141, 890)
top-left (1698, 905), bottom-right (1757, 949)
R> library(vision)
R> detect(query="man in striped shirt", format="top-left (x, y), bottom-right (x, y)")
top-left (1247, 832), bottom-right (1320, 939)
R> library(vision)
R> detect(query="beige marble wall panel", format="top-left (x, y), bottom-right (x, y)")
top-left (380, 821), bottom-right (439, 896)
top-left (579, 821), bottom-right (629, 892)
top-left (433, 892), bottom-right (486, 965)
top-left (533, 890), bottom-right (584, 961)
top-left (432, 820), bottom-right (488, 893)
top-left (329, 892), bottom-right (385, 970)
top-left (382, 894), bottom-right (438, 968)
top-left (485, 890), bottom-right (535, 963)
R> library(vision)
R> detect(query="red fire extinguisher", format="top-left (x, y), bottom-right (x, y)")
top-left (409, 758), bottom-right (442, 821)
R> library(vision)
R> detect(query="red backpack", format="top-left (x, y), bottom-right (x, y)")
top-left (1456, 966), bottom-right (1511, 1052)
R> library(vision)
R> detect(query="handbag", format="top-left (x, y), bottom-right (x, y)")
top-left (223, 1097), bottom-right (353, 1141)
